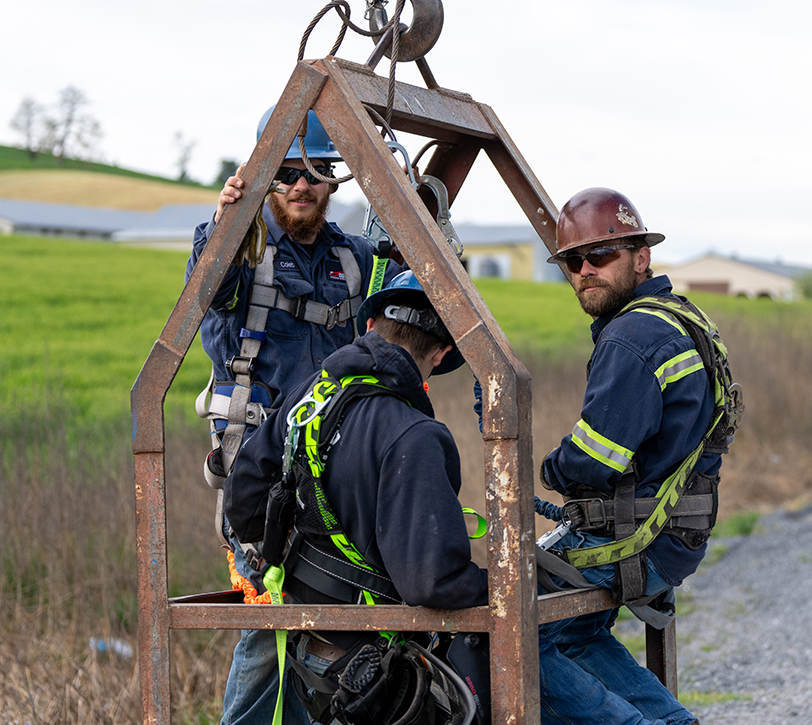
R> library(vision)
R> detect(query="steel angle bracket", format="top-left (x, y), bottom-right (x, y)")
top-left (131, 56), bottom-right (675, 725)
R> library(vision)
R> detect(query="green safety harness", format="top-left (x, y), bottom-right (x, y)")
top-left (260, 370), bottom-right (486, 723)
top-left (536, 295), bottom-right (743, 622)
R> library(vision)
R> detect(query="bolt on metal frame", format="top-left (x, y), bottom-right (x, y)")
top-left (131, 56), bottom-right (677, 725)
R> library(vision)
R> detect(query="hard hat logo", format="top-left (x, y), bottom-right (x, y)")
top-left (616, 205), bottom-right (639, 229)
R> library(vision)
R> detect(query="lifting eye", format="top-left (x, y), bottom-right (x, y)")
top-left (368, 0), bottom-right (445, 63)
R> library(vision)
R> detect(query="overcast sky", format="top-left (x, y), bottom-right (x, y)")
top-left (3, 0), bottom-right (811, 265)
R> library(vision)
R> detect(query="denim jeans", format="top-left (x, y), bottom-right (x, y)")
top-left (537, 530), bottom-right (697, 725)
top-left (222, 534), bottom-right (310, 725)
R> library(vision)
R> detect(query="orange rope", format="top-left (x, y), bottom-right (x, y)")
top-left (226, 550), bottom-right (276, 604)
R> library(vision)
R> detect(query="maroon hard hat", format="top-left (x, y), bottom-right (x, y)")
top-left (548, 187), bottom-right (665, 263)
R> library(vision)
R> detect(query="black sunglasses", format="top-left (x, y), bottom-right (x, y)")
top-left (275, 165), bottom-right (331, 186)
top-left (562, 244), bottom-right (635, 274)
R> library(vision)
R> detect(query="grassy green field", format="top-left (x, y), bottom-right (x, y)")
top-left (0, 235), bottom-right (599, 440)
top-left (3, 232), bottom-right (810, 439)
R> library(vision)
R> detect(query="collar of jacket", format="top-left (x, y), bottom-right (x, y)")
top-left (322, 331), bottom-right (435, 419)
top-left (590, 275), bottom-right (674, 343)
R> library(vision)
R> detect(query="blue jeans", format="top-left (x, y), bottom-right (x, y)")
top-left (222, 534), bottom-right (310, 725)
top-left (537, 530), bottom-right (697, 725)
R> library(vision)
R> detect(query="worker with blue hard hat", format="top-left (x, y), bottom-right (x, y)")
top-left (185, 103), bottom-right (404, 725)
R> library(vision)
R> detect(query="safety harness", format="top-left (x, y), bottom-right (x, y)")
top-left (194, 214), bottom-right (370, 552)
top-left (536, 295), bottom-right (743, 623)
top-left (257, 371), bottom-right (480, 725)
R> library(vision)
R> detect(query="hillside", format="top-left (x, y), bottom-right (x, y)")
top-left (0, 144), bottom-right (218, 211)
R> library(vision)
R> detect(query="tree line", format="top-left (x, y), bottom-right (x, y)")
top-left (8, 85), bottom-right (218, 183)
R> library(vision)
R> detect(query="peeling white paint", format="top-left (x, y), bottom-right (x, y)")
top-left (616, 204), bottom-right (639, 228)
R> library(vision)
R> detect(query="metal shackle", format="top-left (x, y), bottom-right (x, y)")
top-left (368, 0), bottom-right (444, 63)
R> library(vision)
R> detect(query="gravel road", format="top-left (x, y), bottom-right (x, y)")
top-left (657, 505), bottom-right (812, 723)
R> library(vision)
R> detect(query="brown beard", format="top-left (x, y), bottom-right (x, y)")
top-left (575, 255), bottom-right (638, 317)
top-left (269, 191), bottom-right (330, 242)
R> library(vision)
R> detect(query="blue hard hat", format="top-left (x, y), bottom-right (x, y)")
top-left (356, 271), bottom-right (465, 375)
top-left (257, 106), bottom-right (341, 161)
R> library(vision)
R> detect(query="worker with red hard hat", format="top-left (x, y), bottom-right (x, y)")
top-left (534, 187), bottom-right (737, 725)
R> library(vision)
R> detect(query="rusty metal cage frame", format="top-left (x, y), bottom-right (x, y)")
top-left (131, 57), bottom-right (676, 724)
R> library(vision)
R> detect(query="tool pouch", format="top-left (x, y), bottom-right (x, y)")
top-left (261, 476), bottom-right (296, 567)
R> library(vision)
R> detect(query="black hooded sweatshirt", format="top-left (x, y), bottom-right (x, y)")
top-left (225, 331), bottom-right (489, 610)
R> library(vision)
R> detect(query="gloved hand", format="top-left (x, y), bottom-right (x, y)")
top-left (473, 378), bottom-right (483, 433)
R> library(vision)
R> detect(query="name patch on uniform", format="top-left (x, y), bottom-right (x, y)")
top-left (329, 270), bottom-right (346, 281)
top-left (278, 260), bottom-right (297, 270)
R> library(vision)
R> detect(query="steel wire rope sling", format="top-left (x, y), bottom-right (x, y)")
top-left (294, 0), bottom-right (463, 292)
top-left (535, 295), bottom-right (744, 622)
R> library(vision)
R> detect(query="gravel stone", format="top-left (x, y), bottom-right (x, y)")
top-left (641, 506), bottom-right (812, 723)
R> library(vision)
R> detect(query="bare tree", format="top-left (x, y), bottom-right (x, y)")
top-left (173, 131), bottom-right (197, 182)
top-left (48, 86), bottom-right (103, 162)
top-left (10, 97), bottom-right (43, 160)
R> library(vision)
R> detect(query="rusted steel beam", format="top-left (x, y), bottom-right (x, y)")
top-left (134, 453), bottom-right (170, 725)
top-left (168, 588), bottom-right (619, 629)
top-left (537, 588), bottom-right (619, 624)
top-left (646, 619), bottom-right (678, 696)
top-left (312, 59), bottom-right (540, 724)
top-left (479, 104), bottom-right (559, 254)
top-left (326, 58), bottom-right (496, 141)
top-left (418, 139), bottom-right (481, 219)
top-left (169, 603), bottom-right (491, 633)
top-left (314, 59), bottom-right (525, 437)
top-left (130, 60), bottom-right (330, 725)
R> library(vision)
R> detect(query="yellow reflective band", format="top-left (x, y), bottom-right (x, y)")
top-left (367, 255), bottom-right (389, 297)
top-left (654, 350), bottom-right (705, 391)
top-left (572, 420), bottom-right (634, 474)
top-left (631, 307), bottom-right (687, 336)
top-left (462, 507), bottom-right (487, 539)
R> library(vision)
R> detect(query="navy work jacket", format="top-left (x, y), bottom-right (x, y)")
top-left (186, 207), bottom-right (402, 404)
top-left (542, 276), bottom-right (722, 585)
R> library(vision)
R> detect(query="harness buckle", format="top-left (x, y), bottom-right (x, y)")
top-left (565, 498), bottom-right (608, 532)
top-left (225, 355), bottom-right (256, 376)
top-left (325, 302), bottom-right (344, 331)
top-left (289, 295), bottom-right (308, 320)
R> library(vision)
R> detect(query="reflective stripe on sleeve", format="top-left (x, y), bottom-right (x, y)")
top-left (572, 419), bottom-right (634, 473)
top-left (654, 350), bottom-right (705, 391)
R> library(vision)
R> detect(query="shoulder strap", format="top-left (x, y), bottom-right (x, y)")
top-left (280, 372), bottom-right (408, 605)
top-left (219, 246), bottom-right (278, 472)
